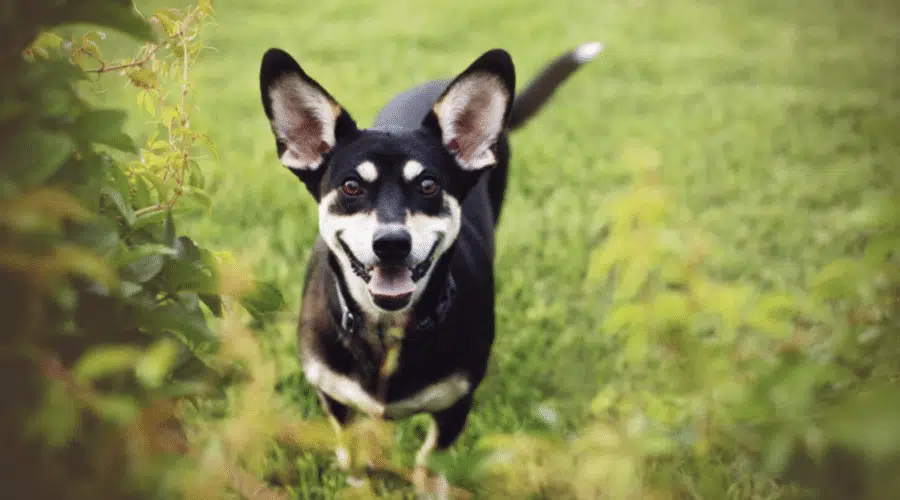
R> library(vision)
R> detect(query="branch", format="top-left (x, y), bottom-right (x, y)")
top-left (86, 43), bottom-right (160, 73)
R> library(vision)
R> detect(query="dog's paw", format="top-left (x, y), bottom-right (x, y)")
top-left (412, 467), bottom-right (451, 500)
top-left (335, 446), bottom-right (351, 471)
top-left (346, 474), bottom-right (367, 488)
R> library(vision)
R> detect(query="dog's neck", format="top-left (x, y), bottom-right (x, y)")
top-left (325, 250), bottom-right (457, 346)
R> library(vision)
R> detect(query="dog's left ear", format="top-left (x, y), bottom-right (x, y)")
top-left (423, 49), bottom-right (515, 171)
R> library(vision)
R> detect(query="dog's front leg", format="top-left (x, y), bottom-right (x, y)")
top-left (317, 390), bottom-right (367, 487)
top-left (413, 394), bottom-right (474, 500)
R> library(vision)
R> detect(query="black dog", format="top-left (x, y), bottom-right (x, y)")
top-left (258, 41), bottom-right (601, 496)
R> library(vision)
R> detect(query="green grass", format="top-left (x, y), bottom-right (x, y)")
top-left (97, 0), bottom-right (899, 497)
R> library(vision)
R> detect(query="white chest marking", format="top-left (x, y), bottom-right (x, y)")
top-left (303, 357), bottom-right (470, 419)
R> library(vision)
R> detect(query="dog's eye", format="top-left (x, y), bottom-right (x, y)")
top-left (341, 179), bottom-right (362, 197)
top-left (419, 178), bottom-right (438, 196)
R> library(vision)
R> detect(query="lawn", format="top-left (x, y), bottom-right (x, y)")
top-left (97, 0), bottom-right (899, 497)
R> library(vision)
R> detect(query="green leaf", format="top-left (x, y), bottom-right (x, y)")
top-left (196, 133), bottom-right (219, 163)
top-left (812, 258), bottom-right (865, 301)
top-left (133, 174), bottom-right (152, 207)
top-left (138, 303), bottom-right (216, 344)
top-left (240, 281), bottom-right (287, 324)
top-left (126, 67), bottom-right (158, 90)
top-left (199, 293), bottom-right (223, 317)
top-left (136, 337), bottom-right (182, 388)
top-left (12, 129), bottom-right (75, 186)
top-left (71, 217), bottom-right (120, 257)
top-left (89, 394), bottom-right (140, 423)
top-left (163, 209), bottom-right (176, 246)
top-left (72, 344), bottom-right (143, 383)
top-left (115, 243), bottom-right (178, 267)
top-left (28, 382), bottom-right (80, 448)
top-left (101, 186), bottom-right (136, 226)
top-left (122, 253), bottom-right (165, 283)
top-left (180, 185), bottom-right (212, 211)
top-left (826, 385), bottom-right (900, 461)
top-left (62, 3), bottom-right (156, 42)
top-left (158, 257), bottom-right (217, 294)
top-left (173, 236), bottom-right (201, 263)
top-left (187, 159), bottom-right (205, 188)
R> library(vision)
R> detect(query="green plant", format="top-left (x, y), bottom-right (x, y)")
top-left (0, 1), bottom-right (290, 498)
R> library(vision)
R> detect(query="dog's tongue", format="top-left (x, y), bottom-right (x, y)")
top-left (368, 266), bottom-right (415, 297)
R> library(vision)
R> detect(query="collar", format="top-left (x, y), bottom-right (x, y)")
top-left (332, 274), bottom-right (457, 343)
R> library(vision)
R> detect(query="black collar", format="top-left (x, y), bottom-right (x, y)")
top-left (332, 273), bottom-right (457, 343)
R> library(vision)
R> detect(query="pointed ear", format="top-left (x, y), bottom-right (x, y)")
top-left (423, 49), bottom-right (515, 171)
top-left (259, 48), bottom-right (358, 173)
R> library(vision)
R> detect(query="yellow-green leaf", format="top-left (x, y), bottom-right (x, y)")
top-left (73, 344), bottom-right (144, 383)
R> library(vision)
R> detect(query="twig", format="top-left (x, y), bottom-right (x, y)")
top-left (86, 43), bottom-right (160, 73)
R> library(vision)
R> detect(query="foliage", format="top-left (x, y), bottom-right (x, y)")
top-left (468, 147), bottom-right (900, 500)
top-left (0, 1), bottom-right (288, 498)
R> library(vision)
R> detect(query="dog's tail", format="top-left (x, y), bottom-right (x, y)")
top-left (507, 41), bottom-right (603, 132)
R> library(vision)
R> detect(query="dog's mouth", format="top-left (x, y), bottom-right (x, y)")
top-left (336, 233), bottom-right (443, 311)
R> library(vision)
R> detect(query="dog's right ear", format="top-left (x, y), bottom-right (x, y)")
top-left (259, 48), bottom-right (358, 193)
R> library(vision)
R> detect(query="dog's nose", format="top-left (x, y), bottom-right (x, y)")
top-left (372, 227), bottom-right (412, 263)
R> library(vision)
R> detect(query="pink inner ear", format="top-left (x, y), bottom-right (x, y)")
top-left (282, 103), bottom-right (329, 165)
top-left (450, 93), bottom-right (492, 162)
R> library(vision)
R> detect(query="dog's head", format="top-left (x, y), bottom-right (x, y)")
top-left (259, 48), bottom-right (515, 317)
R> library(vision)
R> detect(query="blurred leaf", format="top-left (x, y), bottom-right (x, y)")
top-left (812, 258), bottom-right (865, 301)
top-left (135, 337), bottom-right (181, 388)
top-left (826, 386), bottom-right (900, 461)
top-left (163, 209), bottom-right (176, 246)
top-left (138, 302), bottom-right (215, 343)
top-left (74, 109), bottom-right (136, 153)
top-left (125, 67), bottom-right (157, 90)
top-left (72, 343), bottom-right (143, 383)
top-left (101, 186), bottom-right (136, 226)
top-left (28, 382), bottom-right (80, 448)
top-left (122, 253), bottom-right (165, 283)
top-left (115, 243), bottom-right (177, 267)
top-left (240, 281), bottom-right (287, 325)
top-left (89, 394), bottom-right (140, 423)
top-left (61, 2), bottom-right (156, 42)
top-left (12, 129), bottom-right (74, 186)
top-left (56, 244), bottom-right (118, 287)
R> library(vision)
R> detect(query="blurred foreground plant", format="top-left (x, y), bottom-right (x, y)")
top-left (469, 145), bottom-right (900, 500)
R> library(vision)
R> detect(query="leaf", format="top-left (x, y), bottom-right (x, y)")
top-left (173, 236), bottom-right (201, 263)
top-left (158, 258), bottom-right (217, 294)
top-left (196, 133), bottom-right (219, 163)
top-left (115, 243), bottom-right (177, 270)
top-left (812, 258), bottom-right (865, 301)
top-left (240, 281), bottom-right (287, 324)
top-left (72, 109), bottom-right (135, 154)
top-left (12, 129), bottom-right (75, 186)
top-left (133, 174), bottom-right (152, 207)
top-left (825, 385), bottom-right (900, 461)
top-left (28, 382), bottom-right (80, 448)
top-left (122, 253), bottom-right (165, 283)
top-left (62, 2), bottom-right (156, 42)
top-left (55, 244), bottom-right (118, 287)
top-left (101, 186), bottom-right (136, 226)
top-left (180, 185), bottom-right (211, 211)
top-left (136, 337), bottom-right (182, 388)
top-left (163, 209), bottom-right (176, 246)
top-left (71, 218), bottom-right (120, 257)
top-left (187, 159), bottom-right (205, 188)
top-left (89, 394), bottom-right (140, 423)
top-left (199, 293), bottom-right (223, 317)
top-left (72, 344), bottom-right (143, 383)
top-left (137, 303), bottom-right (215, 344)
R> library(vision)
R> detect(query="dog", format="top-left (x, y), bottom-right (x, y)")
top-left (258, 41), bottom-right (602, 497)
